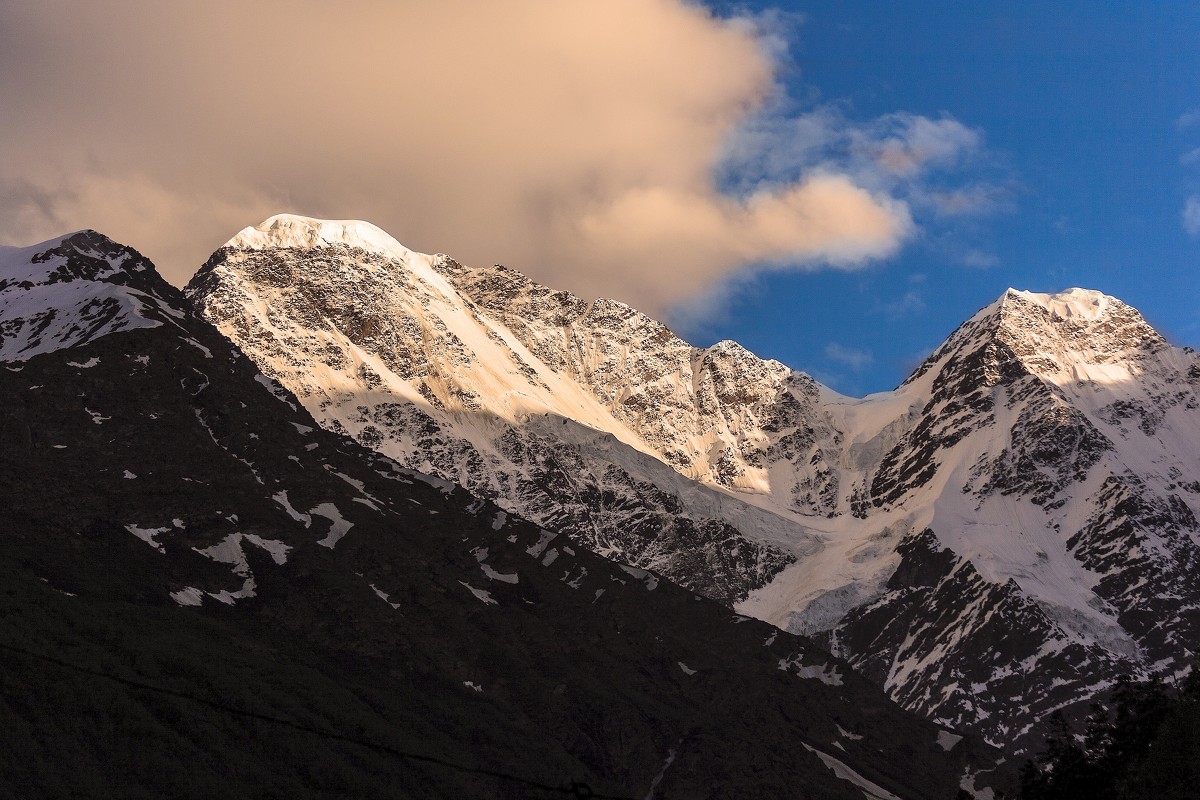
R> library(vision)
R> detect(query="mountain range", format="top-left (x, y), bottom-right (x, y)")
top-left (4, 213), bottom-right (1200, 796)
top-left (1, 229), bottom-right (995, 798)
top-left (188, 215), bottom-right (1200, 753)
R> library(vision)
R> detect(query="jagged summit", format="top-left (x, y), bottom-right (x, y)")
top-left (223, 213), bottom-right (415, 263)
top-left (996, 287), bottom-right (1157, 343)
top-left (187, 216), bottom-right (808, 605)
top-left (991, 286), bottom-right (1166, 387)
top-left (0, 230), bottom-right (184, 361)
top-left (2, 230), bottom-right (89, 270)
top-left (946, 286), bottom-right (1137, 333)
top-left (1002, 286), bottom-right (1137, 322)
top-left (1, 229), bottom-right (145, 285)
top-left (905, 285), bottom-right (1164, 391)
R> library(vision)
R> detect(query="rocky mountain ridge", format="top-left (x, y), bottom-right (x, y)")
top-left (0, 229), bottom-right (992, 798)
top-left (188, 214), bottom-right (1200, 751)
top-left (0, 230), bottom-right (190, 360)
top-left (189, 216), bottom-right (808, 604)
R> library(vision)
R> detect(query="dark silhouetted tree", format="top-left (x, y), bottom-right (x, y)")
top-left (1018, 661), bottom-right (1200, 799)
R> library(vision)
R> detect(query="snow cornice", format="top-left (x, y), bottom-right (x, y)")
top-left (223, 214), bottom-right (417, 264)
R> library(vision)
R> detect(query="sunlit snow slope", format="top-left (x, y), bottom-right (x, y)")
top-left (189, 215), bottom-right (1200, 749)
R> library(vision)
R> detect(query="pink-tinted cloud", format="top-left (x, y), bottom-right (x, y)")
top-left (0, 0), bottom-right (912, 313)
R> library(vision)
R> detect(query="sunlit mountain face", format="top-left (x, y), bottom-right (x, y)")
top-left (189, 215), bottom-right (1200, 753)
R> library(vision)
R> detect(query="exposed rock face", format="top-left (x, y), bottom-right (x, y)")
top-left (188, 216), bottom-right (805, 604)
top-left (189, 215), bottom-right (1200, 752)
top-left (813, 288), bottom-right (1200, 746)
top-left (0, 229), bottom-right (994, 799)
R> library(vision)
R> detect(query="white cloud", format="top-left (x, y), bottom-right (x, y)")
top-left (957, 248), bottom-right (1000, 268)
top-left (929, 185), bottom-right (1013, 217)
top-left (713, 98), bottom-right (1004, 290)
top-left (882, 290), bottom-right (926, 319)
top-left (725, 8), bottom-right (806, 63)
top-left (1177, 109), bottom-right (1200, 130)
top-left (718, 104), bottom-right (987, 196)
top-left (824, 342), bottom-right (874, 371)
top-left (862, 114), bottom-right (981, 178)
top-left (1184, 196), bottom-right (1200, 237)
top-left (0, 0), bottom-right (924, 314)
top-left (573, 174), bottom-right (911, 310)
top-left (0, 1), bottom-right (1006, 318)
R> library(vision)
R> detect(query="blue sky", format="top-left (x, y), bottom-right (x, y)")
top-left (680, 1), bottom-right (1200, 396)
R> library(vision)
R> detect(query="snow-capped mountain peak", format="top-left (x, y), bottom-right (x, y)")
top-left (993, 286), bottom-right (1166, 390)
top-left (0, 229), bottom-right (149, 287)
top-left (0, 230), bottom-right (183, 361)
top-left (1004, 286), bottom-right (1117, 322)
top-left (224, 213), bottom-right (416, 264)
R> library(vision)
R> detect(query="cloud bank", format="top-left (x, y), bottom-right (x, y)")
top-left (1, 0), bottom-right (954, 313)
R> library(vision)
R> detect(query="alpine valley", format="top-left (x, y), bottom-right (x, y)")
top-left (2, 213), bottom-right (1198, 798)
